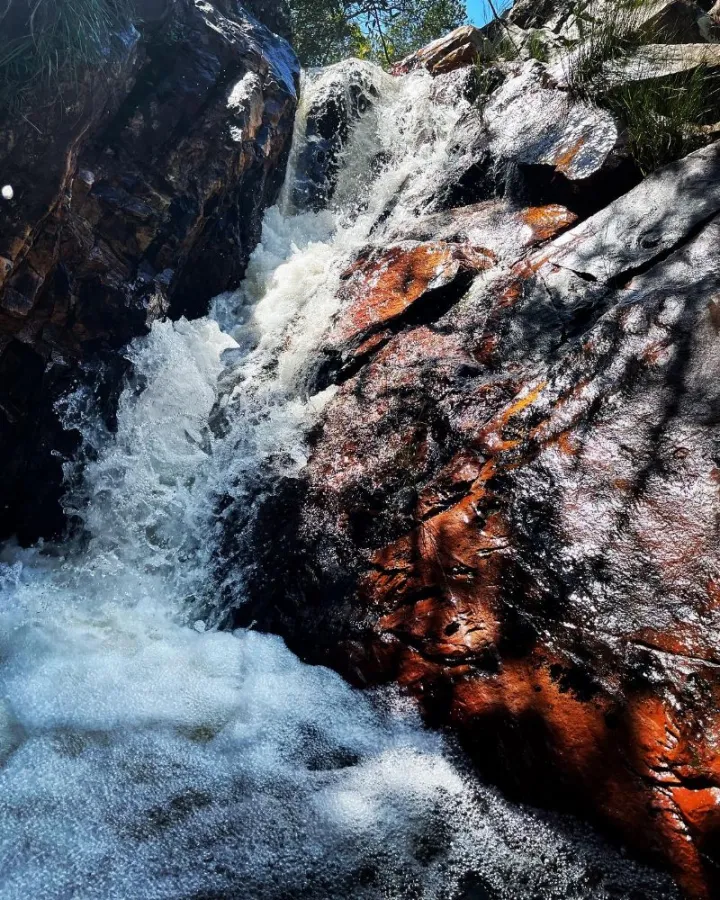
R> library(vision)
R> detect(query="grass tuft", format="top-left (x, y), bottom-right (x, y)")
top-left (526, 30), bottom-right (551, 63)
top-left (563, 0), bottom-right (647, 101)
top-left (0, 0), bottom-right (134, 113)
top-left (563, 0), bottom-right (720, 173)
top-left (606, 64), bottom-right (719, 174)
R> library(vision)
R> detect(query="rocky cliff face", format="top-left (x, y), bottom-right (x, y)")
top-left (224, 4), bottom-right (720, 898)
top-left (0, 0), bottom-right (298, 543)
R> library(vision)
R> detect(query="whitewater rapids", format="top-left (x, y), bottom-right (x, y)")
top-left (0, 62), bottom-right (677, 899)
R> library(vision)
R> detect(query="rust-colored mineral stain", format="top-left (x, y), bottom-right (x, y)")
top-left (473, 332), bottom-right (500, 364)
top-left (388, 638), bottom-right (720, 898)
top-left (708, 295), bottom-right (720, 332)
top-left (352, 330), bottom-right (392, 360)
top-left (520, 205), bottom-right (578, 242)
top-left (640, 336), bottom-right (675, 366)
top-left (475, 381), bottom-right (547, 452)
top-left (416, 450), bottom-right (487, 519)
top-left (674, 786), bottom-right (720, 835)
top-left (708, 579), bottom-right (720, 606)
top-left (553, 430), bottom-right (579, 456)
top-left (331, 242), bottom-right (494, 347)
top-left (513, 252), bottom-right (552, 277)
top-left (377, 594), bottom-right (501, 660)
top-left (497, 278), bottom-right (524, 309)
top-left (554, 135), bottom-right (587, 177)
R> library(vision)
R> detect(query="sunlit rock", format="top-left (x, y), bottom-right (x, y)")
top-left (385, 200), bottom-right (578, 262)
top-left (239, 139), bottom-right (720, 899)
top-left (6, 2), bottom-right (720, 898)
top-left (392, 25), bottom-right (494, 77)
top-left (602, 41), bottom-right (720, 85)
top-left (484, 62), bottom-right (620, 181)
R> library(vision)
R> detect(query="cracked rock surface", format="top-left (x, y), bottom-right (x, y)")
top-left (235, 138), bottom-right (720, 899)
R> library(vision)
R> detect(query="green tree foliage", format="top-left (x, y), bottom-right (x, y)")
top-left (289, 0), bottom-right (468, 68)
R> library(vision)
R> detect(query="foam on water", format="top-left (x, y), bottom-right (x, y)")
top-left (0, 62), bottom-right (678, 900)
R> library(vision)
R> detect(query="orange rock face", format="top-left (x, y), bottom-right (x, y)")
top-left (321, 242), bottom-right (495, 378)
top-left (237, 151), bottom-right (720, 898)
top-left (355, 370), bottom-right (720, 898)
top-left (332, 242), bottom-right (495, 346)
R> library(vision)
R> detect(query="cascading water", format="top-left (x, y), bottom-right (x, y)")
top-left (0, 63), bottom-right (678, 900)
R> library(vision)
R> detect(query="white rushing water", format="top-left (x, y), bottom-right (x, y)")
top-left (0, 63), bottom-right (677, 899)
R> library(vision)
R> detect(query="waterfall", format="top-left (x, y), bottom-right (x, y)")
top-left (0, 62), bottom-right (677, 900)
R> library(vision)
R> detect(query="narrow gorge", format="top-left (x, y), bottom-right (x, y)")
top-left (1, 1), bottom-right (719, 898)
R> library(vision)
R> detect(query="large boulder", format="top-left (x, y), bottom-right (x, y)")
top-left (233, 142), bottom-right (720, 899)
top-left (523, 0), bottom-right (719, 43)
top-left (483, 62), bottom-right (620, 181)
top-left (427, 61), bottom-right (640, 217)
top-left (392, 26), bottom-right (495, 77)
top-left (601, 41), bottom-right (720, 86)
top-left (0, 0), bottom-right (299, 542)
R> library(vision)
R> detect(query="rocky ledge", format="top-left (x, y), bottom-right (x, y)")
top-left (0, 0), bottom-right (298, 543)
top-left (229, 5), bottom-right (720, 898)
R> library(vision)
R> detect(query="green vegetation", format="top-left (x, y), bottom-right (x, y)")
top-left (289, 0), bottom-right (467, 68)
top-left (563, 0), bottom-right (646, 100)
top-left (469, 26), bottom-right (517, 107)
top-left (525, 29), bottom-right (550, 63)
top-left (0, 0), bottom-right (133, 112)
top-left (607, 65), bottom-right (718, 175)
top-left (562, 0), bottom-right (720, 174)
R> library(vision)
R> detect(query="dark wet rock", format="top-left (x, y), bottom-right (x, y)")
top-left (242, 0), bottom-right (292, 39)
top-left (292, 60), bottom-right (391, 212)
top-left (0, 0), bottom-right (298, 542)
top-left (424, 107), bottom-right (504, 211)
top-left (232, 142), bottom-right (720, 899)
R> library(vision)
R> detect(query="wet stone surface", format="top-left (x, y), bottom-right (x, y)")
top-left (236, 141), bottom-right (720, 899)
top-left (0, 0), bottom-right (299, 543)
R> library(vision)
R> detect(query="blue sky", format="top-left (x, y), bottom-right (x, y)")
top-left (466, 0), bottom-right (489, 25)
top-left (466, 0), bottom-right (509, 26)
